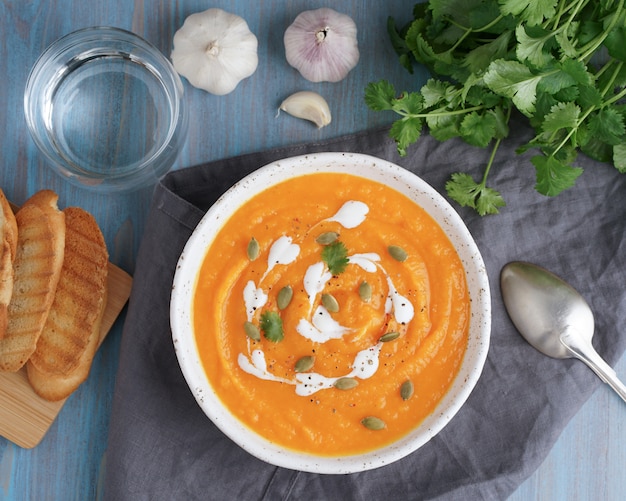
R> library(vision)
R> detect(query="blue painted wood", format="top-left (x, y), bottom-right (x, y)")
top-left (0, 1), bottom-right (624, 500)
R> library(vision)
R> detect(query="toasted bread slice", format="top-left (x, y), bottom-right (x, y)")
top-left (0, 192), bottom-right (65, 372)
top-left (27, 289), bottom-right (107, 401)
top-left (0, 189), bottom-right (18, 257)
top-left (0, 189), bottom-right (18, 339)
top-left (0, 240), bottom-right (14, 340)
top-left (29, 207), bottom-right (108, 376)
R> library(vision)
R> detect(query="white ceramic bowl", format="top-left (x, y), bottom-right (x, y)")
top-left (170, 152), bottom-right (491, 474)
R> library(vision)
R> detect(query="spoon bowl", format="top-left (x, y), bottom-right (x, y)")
top-left (501, 261), bottom-right (626, 403)
top-left (500, 261), bottom-right (594, 359)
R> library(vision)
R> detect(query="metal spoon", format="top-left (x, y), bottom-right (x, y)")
top-left (500, 261), bottom-right (626, 403)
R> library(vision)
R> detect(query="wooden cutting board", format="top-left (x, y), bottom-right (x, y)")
top-left (0, 262), bottom-right (132, 448)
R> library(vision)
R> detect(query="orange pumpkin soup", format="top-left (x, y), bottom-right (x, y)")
top-left (193, 172), bottom-right (469, 456)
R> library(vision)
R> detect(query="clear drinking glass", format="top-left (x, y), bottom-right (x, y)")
top-left (24, 27), bottom-right (187, 193)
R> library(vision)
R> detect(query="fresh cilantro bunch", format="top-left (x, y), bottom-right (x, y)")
top-left (365, 0), bottom-right (626, 215)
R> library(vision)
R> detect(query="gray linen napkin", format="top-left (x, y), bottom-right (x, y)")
top-left (104, 116), bottom-right (626, 500)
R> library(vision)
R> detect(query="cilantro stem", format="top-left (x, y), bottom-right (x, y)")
top-left (480, 106), bottom-right (510, 186)
top-left (550, 102), bottom-right (596, 157)
top-left (577, 0), bottom-right (625, 61)
top-left (548, 68), bottom-right (626, 159)
top-left (562, 0), bottom-right (587, 26)
top-left (443, 14), bottom-right (505, 55)
top-left (445, 14), bottom-right (504, 35)
top-left (594, 60), bottom-right (613, 80)
top-left (549, 0), bottom-right (568, 31)
top-left (481, 137), bottom-right (502, 186)
top-left (603, 85), bottom-right (626, 107)
top-left (600, 61), bottom-right (625, 99)
top-left (400, 104), bottom-right (485, 120)
top-left (542, 0), bottom-right (586, 38)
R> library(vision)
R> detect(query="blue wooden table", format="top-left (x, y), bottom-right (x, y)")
top-left (0, 1), bottom-right (624, 499)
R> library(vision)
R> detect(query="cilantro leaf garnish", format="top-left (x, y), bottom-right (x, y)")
top-left (321, 241), bottom-right (349, 275)
top-left (259, 311), bottom-right (284, 343)
top-left (367, 0), bottom-right (626, 215)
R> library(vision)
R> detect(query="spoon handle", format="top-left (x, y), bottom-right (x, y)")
top-left (561, 328), bottom-right (626, 404)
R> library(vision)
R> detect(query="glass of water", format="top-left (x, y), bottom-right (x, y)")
top-left (24, 27), bottom-right (187, 193)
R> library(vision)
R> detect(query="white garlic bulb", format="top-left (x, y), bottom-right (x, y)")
top-left (284, 8), bottom-right (360, 83)
top-left (171, 8), bottom-right (258, 95)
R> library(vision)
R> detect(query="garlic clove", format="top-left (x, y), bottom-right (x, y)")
top-left (279, 91), bottom-right (332, 128)
top-left (284, 8), bottom-right (359, 83)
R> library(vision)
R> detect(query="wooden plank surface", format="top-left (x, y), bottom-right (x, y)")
top-left (0, 263), bottom-right (132, 449)
top-left (0, 1), bottom-right (624, 500)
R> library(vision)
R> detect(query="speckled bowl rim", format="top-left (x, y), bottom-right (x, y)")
top-left (170, 152), bottom-right (491, 474)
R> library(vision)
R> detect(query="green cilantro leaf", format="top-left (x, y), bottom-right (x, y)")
top-left (460, 111), bottom-right (497, 147)
top-left (387, 16), bottom-right (414, 73)
top-left (555, 23), bottom-right (578, 58)
top-left (391, 117), bottom-right (423, 156)
top-left (531, 154), bottom-right (583, 196)
top-left (426, 113), bottom-right (461, 142)
top-left (559, 59), bottom-right (593, 86)
top-left (577, 84), bottom-right (603, 108)
top-left (410, 31), bottom-right (439, 66)
top-left (613, 144), bottom-right (626, 173)
top-left (364, 81), bottom-right (396, 111)
top-left (464, 31), bottom-right (513, 73)
top-left (420, 79), bottom-right (451, 108)
top-left (321, 241), bottom-right (349, 275)
top-left (429, 0), bottom-right (462, 19)
top-left (541, 102), bottom-right (581, 134)
top-left (537, 66), bottom-right (576, 94)
top-left (484, 60), bottom-right (540, 116)
top-left (578, 20), bottom-right (603, 46)
top-left (446, 172), bottom-right (506, 216)
top-left (391, 92), bottom-right (424, 115)
top-left (468, 0), bottom-right (507, 31)
top-left (499, 0), bottom-right (557, 26)
top-left (581, 137), bottom-right (613, 163)
top-left (260, 311), bottom-right (284, 343)
top-left (588, 108), bottom-right (625, 145)
top-left (515, 25), bottom-right (554, 67)
top-left (491, 107), bottom-right (510, 139)
top-left (604, 26), bottom-right (626, 62)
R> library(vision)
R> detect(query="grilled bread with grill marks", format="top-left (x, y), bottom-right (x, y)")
top-left (0, 189), bottom-right (18, 339)
top-left (27, 289), bottom-right (107, 401)
top-left (28, 207), bottom-right (108, 382)
top-left (0, 191), bottom-right (65, 372)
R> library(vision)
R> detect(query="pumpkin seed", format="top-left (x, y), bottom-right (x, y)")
top-left (361, 416), bottom-right (386, 430)
top-left (294, 355), bottom-right (315, 373)
top-left (400, 380), bottom-right (414, 401)
top-left (247, 237), bottom-right (260, 261)
top-left (316, 231), bottom-right (339, 245)
top-left (334, 377), bottom-right (359, 390)
top-left (358, 281), bottom-right (372, 302)
top-left (277, 285), bottom-right (293, 310)
top-left (244, 321), bottom-right (260, 341)
top-left (388, 245), bottom-right (408, 262)
top-left (379, 331), bottom-right (400, 343)
top-left (321, 293), bottom-right (339, 312)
